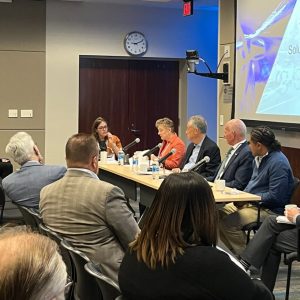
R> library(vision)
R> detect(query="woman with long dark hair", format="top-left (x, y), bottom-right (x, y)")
top-left (92, 117), bottom-right (122, 157)
top-left (119, 172), bottom-right (273, 300)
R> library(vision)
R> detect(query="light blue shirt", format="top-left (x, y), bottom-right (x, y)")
top-left (183, 139), bottom-right (204, 170)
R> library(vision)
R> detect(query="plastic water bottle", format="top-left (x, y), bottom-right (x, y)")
top-left (118, 149), bottom-right (125, 165)
top-left (132, 152), bottom-right (139, 172)
top-left (151, 158), bottom-right (160, 180)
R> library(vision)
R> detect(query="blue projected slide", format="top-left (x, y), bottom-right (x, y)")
top-left (235, 0), bottom-right (300, 126)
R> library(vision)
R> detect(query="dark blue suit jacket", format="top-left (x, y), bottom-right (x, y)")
top-left (180, 136), bottom-right (221, 178)
top-left (210, 141), bottom-right (253, 190)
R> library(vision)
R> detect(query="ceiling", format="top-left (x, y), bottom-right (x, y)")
top-left (66, 0), bottom-right (219, 9)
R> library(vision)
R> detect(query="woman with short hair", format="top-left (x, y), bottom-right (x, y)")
top-left (151, 117), bottom-right (185, 169)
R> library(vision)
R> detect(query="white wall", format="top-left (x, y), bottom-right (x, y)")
top-left (46, 1), bottom-right (218, 164)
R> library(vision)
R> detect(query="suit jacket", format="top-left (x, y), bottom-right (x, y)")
top-left (180, 136), bottom-right (221, 178)
top-left (211, 141), bottom-right (253, 190)
top-left (40, 169), bottom-right (140, 283)
top-left (2, 161), bottom-right (66, 208)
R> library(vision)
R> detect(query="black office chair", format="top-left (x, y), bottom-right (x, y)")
top-left (84, 262), bottom-right (121, 300)
top-left (60, 239), bottom-right (102, 300)
top-left (243, 177), bottom-right (300, 243)
top-left (0, 185), bottom-right (5, 224)
top-left (282, 177), bottom-right (300, 300)
top-left (38, 223), bottom-right (75, 300)
top-left (15, 204), bottom-right (42, 231)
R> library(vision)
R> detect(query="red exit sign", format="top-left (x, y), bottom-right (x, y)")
top-left (183, 0), bottom-right (193, 16)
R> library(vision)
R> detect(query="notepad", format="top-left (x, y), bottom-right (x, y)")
top-left (276, 216), bottom-right (294, 225)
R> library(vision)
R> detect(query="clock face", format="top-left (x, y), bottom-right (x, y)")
top-left (124, 31), bottom-right (147, 56)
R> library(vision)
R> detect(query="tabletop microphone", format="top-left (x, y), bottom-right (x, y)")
top-left (158, 148), bottom-right (176, 165)
top-left (188, 156), bottom-right (210, 172)
top-left (123, 138), bottom-right (141, 152)
top-left (142, 143), bottom-right (162, 157)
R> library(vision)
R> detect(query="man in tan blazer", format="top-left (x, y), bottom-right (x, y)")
top-left (40, 133), bottom-right (139, 282)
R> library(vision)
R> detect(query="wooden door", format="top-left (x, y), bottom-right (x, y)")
top-left (79, 57), bottom-right (179, 154)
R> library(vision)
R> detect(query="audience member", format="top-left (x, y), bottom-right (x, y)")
top-left (173, 115), bottom-right (220, 178)
top-left (0, 227), bottom-right (67, 300)
top-left (239, 207), bottom-right (300, 292)
top-left (151, 117), bottom-right (185, 169)
top-left (219, 126), bottom-right (294, 255)
top-left (92, 116), bottom-right (122, 157)
top-left (40, 133), bottom-right (139, 282)
top-left (207, 119), bottom-right (253, 190)
top-left (2, 132), bottom-right (66, 209)
top-left (119, 172), bottom-right (273, 300)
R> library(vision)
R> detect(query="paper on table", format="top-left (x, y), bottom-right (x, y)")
top-left (276, 215), bottom-right (294, 225)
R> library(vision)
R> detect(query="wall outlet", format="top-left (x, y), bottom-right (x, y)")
top-left (220, 114), bottom-right (224, 126)
top-left (224, 45), bottom-right (230, 58)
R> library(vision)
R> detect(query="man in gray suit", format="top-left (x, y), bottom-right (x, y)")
top-left (40, 133), bottom-right (140, 282)
top-left (2, 132), bottom-right (66, 209)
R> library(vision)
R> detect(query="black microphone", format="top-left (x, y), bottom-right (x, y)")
top-left (142, 143), bottom-right (162, 157)
top-left (188, 156), bottom-right (210, 172)
top-left (158, 148), bottom-right (176, 165)
top-left (123, 138), bottom-right (141, 152)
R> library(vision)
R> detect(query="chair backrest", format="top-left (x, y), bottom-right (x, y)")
top-left (15, 204), bottom-right (41, 231)
top-left (84, 262), bottom-right (121, 300)
top-left (39, 223), bottom-right (75, 283)
top-left (61, 239), bottom-right (102, 300)
top-left (290, 177), bottom-right (300, 206)
top-left (0, 186), bottom-right (5, 223)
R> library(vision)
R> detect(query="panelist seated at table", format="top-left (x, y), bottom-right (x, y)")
top-left (151, 117), bottom-right (185, 170)
top-left (219, 126), bottom-right (294, 256)
top-left (92, 116), bottom-right (122, 157)
top-left (173, 115), bottom-right (221, 178)
top-left (207, 119), bottom-right (253, 191)
top-left (119, 172), bottom-right (273, 300)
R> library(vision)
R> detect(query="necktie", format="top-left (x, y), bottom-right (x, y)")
top-left (215, 147), bottom-right (234, 180)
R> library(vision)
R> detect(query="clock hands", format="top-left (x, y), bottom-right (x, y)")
top-left (132, 39), bottom-right (144, 45)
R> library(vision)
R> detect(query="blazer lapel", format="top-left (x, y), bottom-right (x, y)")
top-left (222, 142), bottom-right (246, 174)
top-left (197, 136), bottom-right (207, 162)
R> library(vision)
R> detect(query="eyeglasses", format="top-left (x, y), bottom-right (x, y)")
top-left (64, 280), bottom-right (73, 297)
top-left (97, 125), bottom-right (108, 130)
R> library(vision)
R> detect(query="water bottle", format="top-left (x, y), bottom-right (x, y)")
top-left (118, 149), bottom-right (125, 165)
top-left (132, 152), bottom-right (139, 172)
top-left (151, 158), bottom-right (160, 180)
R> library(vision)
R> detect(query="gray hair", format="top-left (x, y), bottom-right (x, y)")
top-left (229, 119), bottom-right (247, 139)
top-left (0, 227), bottom-right (67, 300)
top-left (189, 115), bottom-right (207, 134)
top-left (5, 132), bottom-right (35, 165)
top-left (155, 117), bottom-right (175, 133)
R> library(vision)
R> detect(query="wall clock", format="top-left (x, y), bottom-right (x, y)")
top-left (124, 31), bottom-right (148, 56)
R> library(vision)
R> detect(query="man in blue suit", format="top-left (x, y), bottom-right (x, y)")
top-left (208, 119), bottom-right (253, 190)
top-left (2, 132), bottom-right (66, 209)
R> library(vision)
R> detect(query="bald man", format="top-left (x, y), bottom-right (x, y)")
top-left (208, 119), bottom-right (253, 190)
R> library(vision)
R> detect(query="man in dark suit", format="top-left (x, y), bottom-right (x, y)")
top-left (173, 115), bottom-right (220, 178)
top-left (208, 119), bottom-right (253, 190)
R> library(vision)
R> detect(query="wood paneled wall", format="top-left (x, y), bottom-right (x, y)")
top-left (282, 147), bottom-right (300, 179)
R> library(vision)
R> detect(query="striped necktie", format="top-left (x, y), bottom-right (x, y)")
top-left (215, 147), bottom-right (234, 180)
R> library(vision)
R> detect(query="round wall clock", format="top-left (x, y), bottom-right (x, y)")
top-left (124, 31), bottom-right (148, 56)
